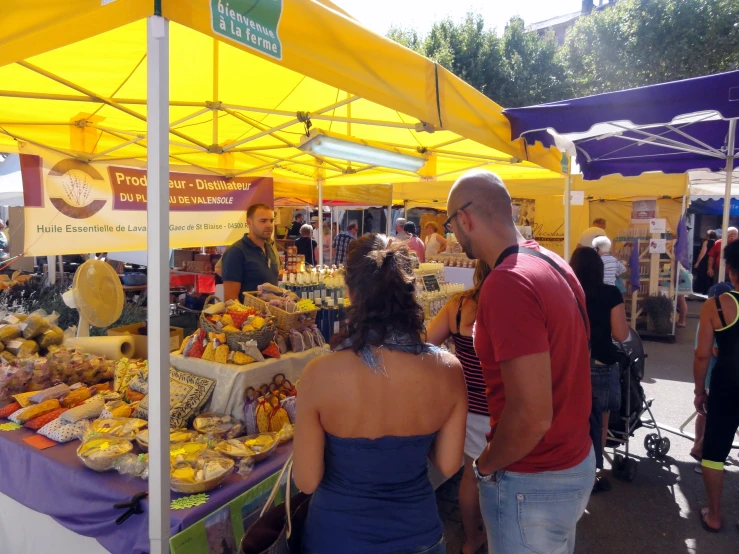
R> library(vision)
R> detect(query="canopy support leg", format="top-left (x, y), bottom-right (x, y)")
top-left (719, 119), bottom-right (737, 283)
top-left (147, 15), bottom-right (171, 554)
top-left (318, 178), bottom-right (324, 267)
top-left (564, 161), bottom-right (572, 262)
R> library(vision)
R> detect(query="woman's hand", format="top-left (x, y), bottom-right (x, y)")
top-left (694, 391), bottom-right (708, 415)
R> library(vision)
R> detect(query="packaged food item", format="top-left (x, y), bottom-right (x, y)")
top-left (289, 329), bottom-right (305, 353)
top-left (24, 407), bottom-right (68, 430)
top-left (275, 423), bottom-right (295, 443)
top-left (261, 342), bottom-right (281, 359)
top-left (91, 418), bottom-right (147, 440)
top-left (113, 452), bottom-right (149, 480)
top-left (14, 399), bottom-right (61, 423)
top-left (170, 454), bottom-right (234, 493)
top-left (77, 436), bottom-right (133, 472)
top-left (29, 383), bottom-right (70, 404)
top-left (238, 340), bottom-right (265, 363)
top-left (0, 324), bottom-right (22, 342)
top-left (4, 339), bottom-right (39, 357)
top-left (36, 326), bottom-right (64, 349)
top-left (100, 400), bottom-right (133, 419)
top-left (193, 413), bottom-right (243, 438)
top-left (61, 387), bottom-right (92, 408)
top-left (169, 442), bottom-right (208, 464)
top-left (135, 428), bottom-right (198, 451)
top-left (21, 314), bottom-right (51, 340)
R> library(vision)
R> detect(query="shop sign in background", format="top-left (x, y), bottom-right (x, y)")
top-left (19, 144), bottom-right (274, 255)
top-left (210, 0), bottom-right (283, 60)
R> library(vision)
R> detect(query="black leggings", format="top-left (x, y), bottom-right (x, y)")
top-left (702, 384), bottom-right (739, 470)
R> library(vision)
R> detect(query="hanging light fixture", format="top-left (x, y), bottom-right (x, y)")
top-left (298, 129), bottom-right (427, 173)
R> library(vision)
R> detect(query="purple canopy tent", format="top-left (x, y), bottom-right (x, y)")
top-left (504, 71), bottom-right (739, 280)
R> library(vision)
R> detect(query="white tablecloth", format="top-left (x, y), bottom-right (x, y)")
top-left (444, 266), bottom-right (475, 289)
top-left (170, 348), bottom-right (325, 420)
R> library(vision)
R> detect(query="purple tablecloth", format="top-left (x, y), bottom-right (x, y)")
top-left (0, 425), bottom-right (290, 554)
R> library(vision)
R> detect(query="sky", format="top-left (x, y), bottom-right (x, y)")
top-left (331, 0), bottom-right (584, 36)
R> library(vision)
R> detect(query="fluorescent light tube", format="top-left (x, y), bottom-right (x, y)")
top-left (299, 130), bottom-right (426, 172)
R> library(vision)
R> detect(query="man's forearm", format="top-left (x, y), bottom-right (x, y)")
top-left (477, 407), bottom-right (550, 474)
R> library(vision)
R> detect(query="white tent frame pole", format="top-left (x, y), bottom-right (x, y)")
top-left (147, 15), bottom-right (171, 554)
top-left (317, 178), bottom-right (324, 267)
top-left (719, 118), bottom-right (737, 282)
top-left (564, 156), bottom-right (572, 263)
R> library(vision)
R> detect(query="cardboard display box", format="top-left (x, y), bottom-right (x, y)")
top-left (107, 322), bottom-right (184, 357)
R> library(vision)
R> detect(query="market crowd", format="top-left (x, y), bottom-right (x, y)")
top-left (223, 170), bottom-right (739, 553)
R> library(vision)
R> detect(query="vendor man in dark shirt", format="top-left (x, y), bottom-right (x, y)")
top-left (222, 203), bottom-right (279, 302)
top-left (288, 213), bottom-right (304, 238)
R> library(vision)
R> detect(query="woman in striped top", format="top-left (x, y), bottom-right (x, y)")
top-left (427, 261), bottom-right (491, 554)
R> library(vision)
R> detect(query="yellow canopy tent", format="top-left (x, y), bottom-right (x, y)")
top-left (392, 172), bottom-right (688, 258)
top-left (0, 2), bottom-right (563, 552)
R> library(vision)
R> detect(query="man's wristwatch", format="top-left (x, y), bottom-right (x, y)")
top-left (694, 389), bottom-right (707, 396)
top-left (472, 458), bottom-right (496, 482)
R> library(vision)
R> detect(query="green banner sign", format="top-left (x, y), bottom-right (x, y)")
top-left (170, 473), bottom-right (283, 554)
top-left (210, 0), bottom-right (283, 60)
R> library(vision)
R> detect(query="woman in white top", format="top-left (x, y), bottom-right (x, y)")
top-left (424, 222), bottom-right (447, 259)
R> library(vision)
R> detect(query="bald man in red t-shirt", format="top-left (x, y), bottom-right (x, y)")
top-left (446, 170), bottom-right (594, 554)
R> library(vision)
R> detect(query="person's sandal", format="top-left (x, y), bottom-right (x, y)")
top-left (700, 508), bottom-right (721, 533)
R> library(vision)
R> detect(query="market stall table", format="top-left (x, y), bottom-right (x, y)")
top-left (0, 424), bottom-right (291, 554)
top-left (170, 347), bottom-right (324, 421)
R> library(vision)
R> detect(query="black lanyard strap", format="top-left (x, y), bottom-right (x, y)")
top-left (494, 245), bottom-right (589, 338)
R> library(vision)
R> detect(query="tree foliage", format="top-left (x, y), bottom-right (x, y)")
top-left (387, 0), bottom-right (739, 107)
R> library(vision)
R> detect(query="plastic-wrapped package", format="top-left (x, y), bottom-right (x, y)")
top-left (301, 329), bottom-right (315, 350)
top-left (90, 417), bottom-right (147, 440)
top-left (193, 412), bottom-right (243, 439)
top-left (113, 453), bottom-right (149, 480)
top-left (77, 434), bottom-right (134, 472)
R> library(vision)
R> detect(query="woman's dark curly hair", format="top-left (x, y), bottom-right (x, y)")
top-left (724, 239), bottom-right (739, 275)
top-left (332, 233), bottom-right (425, 354)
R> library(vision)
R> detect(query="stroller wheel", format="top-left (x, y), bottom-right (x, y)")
top-left (644, 433), bottom-right (660, 454)
top-left (612, 454), bottom-right (626, 480)
top-left (656, 437), bottom-right (671, 457)
top-left (624, 458), bottom-right (638, 482)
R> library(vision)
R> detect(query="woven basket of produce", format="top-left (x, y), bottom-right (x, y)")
top-left (77, 437), bottom-right (133, 472)
top-left (170, 456), bottom-right (234, 494)
top-left (215, 432), bottom-right (279, 462)
top-left (199, 295), bottom-right (276, 351)
top-left (243, 289), bottom-right (318, 333)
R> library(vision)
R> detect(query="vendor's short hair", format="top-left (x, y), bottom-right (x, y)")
top-left (592, 235), bottom-right (612, 253)
top-left (295, 213), bottom-right (304, 220)
top-left (426, 221), bottom-right (439, 233)
top-left (247, 203), bottom-right (272, 220)
top-left (593, 218), bottom-right (606, 226)
top-left (395, 217), bottom-right (406, 228)
top-left (300, 224), bottom-right (313, 237)
top-left (347, 222), bottom-right (359, 232)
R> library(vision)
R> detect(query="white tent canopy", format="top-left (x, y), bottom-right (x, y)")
top-left (689, 169), bottom-right (739, 200)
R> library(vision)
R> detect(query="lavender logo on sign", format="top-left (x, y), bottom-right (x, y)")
top-left (211, 0), bottom-right (283, 60)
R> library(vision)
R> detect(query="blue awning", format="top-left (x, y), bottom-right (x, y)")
top-left (504, 71), bottom-right (739, 181)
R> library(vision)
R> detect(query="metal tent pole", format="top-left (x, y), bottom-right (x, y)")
top-left (317, 178), bottom-right (324, 267)
top-left (147, 15), bottom-right (170, 554)
top-left (564, 156), bottom-right (572, 262)
top-left (719, 119), bottom-right (737, 283)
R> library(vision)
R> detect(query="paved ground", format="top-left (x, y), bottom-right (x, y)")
top-left (437, 299), bottom-right (739, 553)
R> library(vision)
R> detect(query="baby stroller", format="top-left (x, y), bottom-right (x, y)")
top-left (606, 328), bottom-right (670, 482)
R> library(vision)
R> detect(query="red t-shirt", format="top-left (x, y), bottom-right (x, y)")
top-left (474, 240), bottom-right (592, 473)
top-left (709, 240), bottom-right (722, 270)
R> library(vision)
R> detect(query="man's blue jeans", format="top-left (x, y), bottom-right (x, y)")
top-left (478, 447), bottom-right (595, 554)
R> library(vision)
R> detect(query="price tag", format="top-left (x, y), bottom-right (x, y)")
top-left (422, 274), bottom-right (440, 292)
top-left (649, 239), bottom-right (666, 254)
top-left (649, 219), bottom-right (666, 234)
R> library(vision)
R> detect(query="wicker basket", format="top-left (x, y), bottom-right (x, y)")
top-left (199, 295), bottom-right (276, 351)
top-left (76, 439), bottom-right (133, 472)
top-left (242, 292), bottom-right (319, 333)
top-left (170, 458), bottom-right (235, 494)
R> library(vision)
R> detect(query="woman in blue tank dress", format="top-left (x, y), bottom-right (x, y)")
top-left (294, 233), bottom-right (468, 554)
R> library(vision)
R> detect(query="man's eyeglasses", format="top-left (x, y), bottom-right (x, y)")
top-left (444, 201), bottom-right (472, 233)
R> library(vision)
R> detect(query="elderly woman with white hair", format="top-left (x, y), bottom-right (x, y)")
top-left (593, 235), bottom-right (627, 289)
